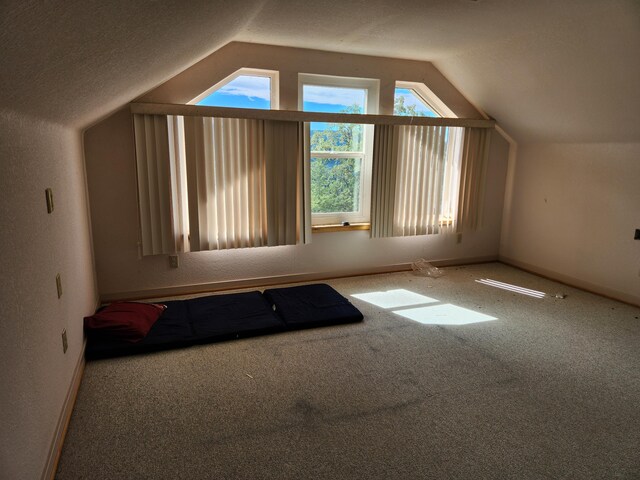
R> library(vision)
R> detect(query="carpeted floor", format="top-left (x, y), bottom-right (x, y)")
top-left (56, 263), bottom-right (640, 479)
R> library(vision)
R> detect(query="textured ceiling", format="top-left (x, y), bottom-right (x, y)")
top-left (1, 0), bottom-right (638, 142)
top-left (0, 0), bottom-right (264, 128)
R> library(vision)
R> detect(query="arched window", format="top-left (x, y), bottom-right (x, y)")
top-left (189, 68), bottom-right (279, 110)
top-left (393, 81), bottom-right (455, 118)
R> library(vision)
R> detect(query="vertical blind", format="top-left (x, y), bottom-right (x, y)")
top-left (133, 114), bottom-right (186, 255)
top-left (134, 114), bottom-right (309, 256)
top-left (371, 125), bottom-right (489, 238)
top-left (134, 111), bottom-right (492, 255)
top-left (456, 127), bottom-right (491, 233)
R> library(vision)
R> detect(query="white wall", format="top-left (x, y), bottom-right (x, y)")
top-left (87, 126), bottom-right (507, 297)
top-left (0, 110), bottom-right (98, 479)
top-left (85, 44), bottom-right (509, 299)
top-left (500, 142), bottom-right (640, 305)
top-left (138, 42), bottom-right (483, 118)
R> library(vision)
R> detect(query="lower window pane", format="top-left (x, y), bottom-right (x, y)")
top-left (310, 157), bottom-right (361, 214)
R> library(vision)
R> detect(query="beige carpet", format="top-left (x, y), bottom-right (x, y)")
top-left (56, 263), bottom-right (640, 479)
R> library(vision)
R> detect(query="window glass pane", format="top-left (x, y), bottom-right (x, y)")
top-left (303, 85), bottom-right (366, 114)
top-left (394, 88), bottom-right (438, 117)
top-left (302, 85), bottom-right (367, 152)
top-left (310, 122), bottom-right (363, 152)
top-left (303, 81), bottom-right (370, 220)
top-left (310, 157), bottom-right (361, 214)
top-left (304, 85), bottom-right (366, 153)
top-left (197, 75), bottom-right (271, 109)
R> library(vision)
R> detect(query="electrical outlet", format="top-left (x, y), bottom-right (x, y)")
top-left (169, 255), bottom-right (179, 268)
top-left (56, 273), bottom-right (62, 298)
top-left (45, 188), bottom-right (54, 213)
top-left (61, 329), bottom-right (68, 354)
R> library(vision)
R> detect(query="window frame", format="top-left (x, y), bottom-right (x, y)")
top-left (188, 68), bottom-right (279, 109)
top-left (299, 73), bottom-right (379, 225)
top-left (395, 81), bottom-right (457, 118)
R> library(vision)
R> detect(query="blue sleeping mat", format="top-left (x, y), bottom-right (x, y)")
top-left (86, 285), bottom-right (364, 359)
top-left (85, 291), bottom-right (286, 359)
top-left (263, 283), bottom-right (364, 328)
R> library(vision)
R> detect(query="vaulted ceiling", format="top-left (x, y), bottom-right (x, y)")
top-left (1, 0), bottom-right (638, 143)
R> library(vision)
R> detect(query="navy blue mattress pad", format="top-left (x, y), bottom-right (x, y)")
top-left (86, 284), bottom-right (362, 359)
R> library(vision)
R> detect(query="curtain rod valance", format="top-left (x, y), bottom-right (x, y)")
top-left (130, 102), bottom-right (496, 129)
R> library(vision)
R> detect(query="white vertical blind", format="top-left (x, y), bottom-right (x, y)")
top-left (395, 125), bottom-right (448, 236)
top-left (370, 124), bottom-right (399, 238)
top-left (133, 114), bottom-right (187, 255)
top-left (134, 114), bottom-right (309, 255)
top-left (370, 125), bottom-right (458, 238)
top-left (440, 127), bottom-right (464, 229)
top-left (183, 117), bottom-right (268, 250)
top-left (166, 115), bottom-right (190, 252)
top-left (134, 110), bottom-right (489, 254)
top-left (265, 121), bottom-right (309, 246)
top-left (456, 128), bottom-right (491, 233)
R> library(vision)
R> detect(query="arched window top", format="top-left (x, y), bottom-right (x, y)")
top-left (394, 81), bottom-right (456, 118)
top-left (189, 68), bottom-right (279, 110)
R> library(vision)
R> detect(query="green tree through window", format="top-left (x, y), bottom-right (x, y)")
top-left (394, 90), bottom-right (432, 117)
top-left (309, 104), bottom-right (363, 214)
top-left (310, 157), bottom-right (361, 213)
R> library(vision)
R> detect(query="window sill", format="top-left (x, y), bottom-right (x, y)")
top-left (312, 223), bottom-right (370, 233)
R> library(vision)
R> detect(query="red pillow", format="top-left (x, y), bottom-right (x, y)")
top-left (84, 302), bottom-right (166, 343)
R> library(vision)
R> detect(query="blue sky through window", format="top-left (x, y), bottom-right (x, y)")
top-left (394, 88), bottom-right (438, 117)
top-left (303, 85), bottom-right (366, 132)
top-left (197, 75), bottom-right (271, 109)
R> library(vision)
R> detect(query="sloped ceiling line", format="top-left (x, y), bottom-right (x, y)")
top-left (1, 0), bottom-right (638, 143)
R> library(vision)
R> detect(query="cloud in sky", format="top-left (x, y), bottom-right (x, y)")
top-left (216, 75), bottom-right (271, 101)
top-left (206, 78), bottom-right (435, 115)
top-left (303, 85), bottom-right (366, 108)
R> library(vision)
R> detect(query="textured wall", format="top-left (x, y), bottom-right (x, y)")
top-left (86, 55), bottom-right (508, 298)
top-left (0, 110), bottom-right (98, 479)
top-left (138, 42), bottom-right (483, 118)
top-left (500, 142), bottom-right (640, 305)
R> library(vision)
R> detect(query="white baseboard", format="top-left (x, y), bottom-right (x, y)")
top-left (100, 255), bottom-right (498, 302)
top-left (500, 256), bottom-right (640, 307)
top-left (41, 339), bottom-right (86, 480)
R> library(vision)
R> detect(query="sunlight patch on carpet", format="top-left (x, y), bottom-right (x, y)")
top-left (476, 279), bottom-right (546, 298)
top-left (393, 303), bottom-right (498, 325)
top-left (351, 289), bottom-right (438, 309)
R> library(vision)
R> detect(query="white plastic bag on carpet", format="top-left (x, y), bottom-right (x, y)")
top-left (411, 259), bottom-right (445, 278)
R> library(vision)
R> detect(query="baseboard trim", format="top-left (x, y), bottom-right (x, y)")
top-left (499, 256), bottom-right (640, 307)
top-left (42, 339), bottom-right (86, 480)
top-left (100, 255), bottom-right (498, 302)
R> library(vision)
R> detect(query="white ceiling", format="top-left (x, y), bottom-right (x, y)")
top-left (1, 0), bottom-right (638, 143)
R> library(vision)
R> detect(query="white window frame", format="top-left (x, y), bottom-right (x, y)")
top-left (299, 73), bottom-right (379, 225)
top-left (188, 68), bottom-right (279, 109)
top-left (395, 81), bottom-right (457, 118)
